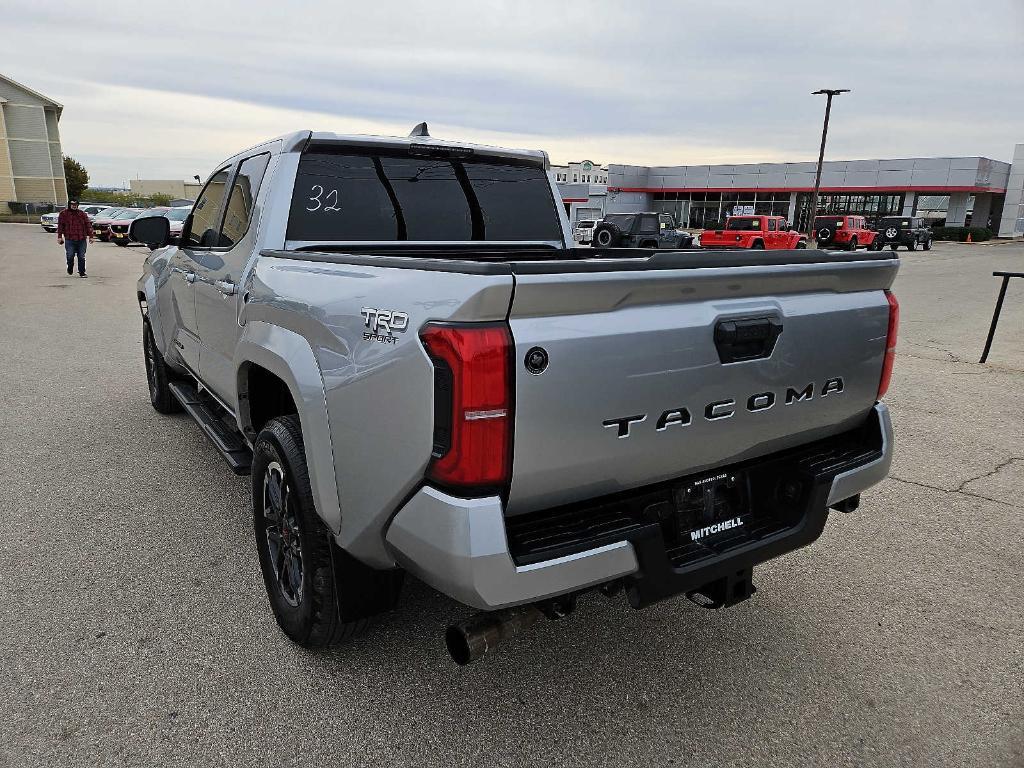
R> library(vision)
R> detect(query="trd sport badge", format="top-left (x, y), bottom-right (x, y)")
top-left (361, 307), bottom-right (409, 344)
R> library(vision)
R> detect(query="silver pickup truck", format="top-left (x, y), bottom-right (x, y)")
top-left (132, 126), bottom-right (899, 664)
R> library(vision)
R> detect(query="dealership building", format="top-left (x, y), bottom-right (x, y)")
top-left (559, 145), bottom-right (1024, 238)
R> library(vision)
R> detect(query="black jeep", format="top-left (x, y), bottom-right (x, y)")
top-left (872, 216), bottom-right (932, 251)
top-left (591, 212), bottom-right (693, 249)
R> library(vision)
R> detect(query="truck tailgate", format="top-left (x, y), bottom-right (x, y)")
top-left (505, 254), bottom-right (898, 515)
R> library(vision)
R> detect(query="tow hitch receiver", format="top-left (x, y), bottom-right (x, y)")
top-left (686, 567), bottom-right (756, 610)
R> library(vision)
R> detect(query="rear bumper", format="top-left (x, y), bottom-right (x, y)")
top-left (385, 403), bottom-right (892, 611)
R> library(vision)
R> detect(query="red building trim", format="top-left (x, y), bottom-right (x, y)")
top-left (560, 197), bottom-right (590, 203)
top-left (609, 185), bottom-right (1006, 195)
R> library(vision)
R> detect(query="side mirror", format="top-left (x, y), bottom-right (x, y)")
top-left (129, 215), bottom-right (170, 250)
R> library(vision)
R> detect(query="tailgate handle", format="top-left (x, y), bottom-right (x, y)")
top-left (714, 317), bottom-right (783, 363)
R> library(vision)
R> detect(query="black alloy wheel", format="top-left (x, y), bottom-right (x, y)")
top-left (262, 460), bottom-right (304, 608)
top-left (142, 320), bottom-right (181, 414)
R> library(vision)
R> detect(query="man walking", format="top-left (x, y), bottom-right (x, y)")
top-left (57, 199), bottom-right (93, 277)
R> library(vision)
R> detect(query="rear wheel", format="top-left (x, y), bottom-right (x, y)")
top-left (751, 240), bottom-right (764, 249)
top-left (142, 319), bottom-right (181, 414)
top-left (889, 243), bottom-right (899, 251)
top-left (923, 237), bottom-right (931, 251)
top-left (253, 415), bottom-right (394, 647)
top-left (908, 238), bottom-right (917, 251)
top-left (593, 225), bottom-right (620, 248)
top-left (115, 239), bottom-right (128, 247)
top-left (796, 239), bottom-right (808, 249)
top-left (848, 237), bottom-right (858, 251)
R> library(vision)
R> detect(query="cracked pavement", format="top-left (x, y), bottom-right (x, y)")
top-left (0, 225), bottom-right (1021, 768)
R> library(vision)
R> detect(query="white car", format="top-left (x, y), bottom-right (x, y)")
top-left (40, 212), bottom-right (59, 232)
top-left (573, 219), bottom-right (599, 244)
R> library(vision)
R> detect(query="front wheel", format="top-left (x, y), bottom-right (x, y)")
top-left (795, 239), bottom-right (807, 249)
top-left (922, 238), bottom-right (931, 251)
top-left (143, 320), bottom-right (181, 414)
top-left (253, 415), bottom-right (388, 648)
top-left (751, 240), bottom-right (765, 249)
top-left (848, 237), bottom-right (858, 251)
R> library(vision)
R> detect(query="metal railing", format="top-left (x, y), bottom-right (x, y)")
top-left (979, 271), bottom-right (1023, 363)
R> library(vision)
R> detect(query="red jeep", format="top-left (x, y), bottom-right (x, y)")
top-left (812, 215), bottom-right (877, 251)
top-left (700, 215), bottom-right (807, 250)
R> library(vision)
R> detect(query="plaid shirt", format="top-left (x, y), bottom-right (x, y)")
top-left (57, 208), bottom-right (92, 240)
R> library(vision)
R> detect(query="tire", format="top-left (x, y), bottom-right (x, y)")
top-left (751, 240), bottom-right (764, 249)
top-left (252, 415), bottom-right (376, 648)
top-left (593, 224), bottom-right (620, 248)
top-left (143, 319), bottom-right (182, 414)
top-left (848, 237), bottom-right (858, 251)
top-left (889, 243), bottom-right (898, 251)
top-left (907, 238), bottom-right (917, 251)
top-left (796, 239), bottom-right (808, 249)
top-left (923, 238), bottom-right (931, 251)
top-left (115, 238), bottom-right (128, 247)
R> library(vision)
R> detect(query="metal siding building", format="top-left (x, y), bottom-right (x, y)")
top-left (559, 148), bottom-right (1024, 236)
top-left (0, 74), bottom-right (68, 211)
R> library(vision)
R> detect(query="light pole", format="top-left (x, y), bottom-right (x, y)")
top-left (806, 88), bottom-right (849, 238)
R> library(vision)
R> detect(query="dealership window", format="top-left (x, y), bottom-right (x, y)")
top-left (793, 192), bottom-right (904, 231)
top-left (652, 191), bottom-right (796, 229)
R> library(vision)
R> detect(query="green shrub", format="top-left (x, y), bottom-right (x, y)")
top-left (930, 226), bottom-right (992, 242)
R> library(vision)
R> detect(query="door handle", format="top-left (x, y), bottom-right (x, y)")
top-left (215, 280), bottom-right (236, 296)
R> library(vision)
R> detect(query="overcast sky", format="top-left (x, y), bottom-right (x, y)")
top-left (5, 0), bottom-right (1023, 186)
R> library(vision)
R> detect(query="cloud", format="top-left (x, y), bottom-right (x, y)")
top-left (4, 0), bottom-right (1022, 185)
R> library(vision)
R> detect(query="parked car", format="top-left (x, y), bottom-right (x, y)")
top-left (164, 206), bottom-right (191, 244)
top-left (80, 204), bottom-right (114, 220)
top-left (872, 216), bottom-right (932, 251)
top-left (591, 212), bottom-right (693, 248)
top-left (813, 215), bottom-right (878, 251)
top-left (100, 209), bottom-right (144, 244)
top-left (112, 208), bottom-right (167, 246)
top-left (573, 219), bottom-right (599, 244)
top-left (40, 212), bottom-right (60, 232)
top-left (700, 215), bottom-right (807, 249)
top-left (132, 128), bottom-right (898, 664)
top-left (92, 208), bottom-right (130, 240)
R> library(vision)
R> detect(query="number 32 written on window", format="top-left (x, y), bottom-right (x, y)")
top-left (307, 185), bottom-right (341, 213)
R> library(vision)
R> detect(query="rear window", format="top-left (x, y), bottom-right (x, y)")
top-left (726, 217), bottom-right (761, 230)
top-left (815, 216), bottom-right (846, 229)
top-left (286, 150), bottom-right (562, 242)
top-left (879, 217), bottom-right (911, 227)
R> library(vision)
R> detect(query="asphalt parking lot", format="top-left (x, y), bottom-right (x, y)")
top-left (0, 223), bottom-right (1021, 768)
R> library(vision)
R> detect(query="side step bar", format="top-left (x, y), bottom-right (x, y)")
top-left (168, 381), bottom-right (252, 475)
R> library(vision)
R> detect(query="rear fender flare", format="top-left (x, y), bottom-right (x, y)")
top-left (234, 321), bottom-right (342, 534)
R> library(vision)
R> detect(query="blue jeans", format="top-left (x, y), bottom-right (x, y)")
top-left (65, 238), bottom-right (87, 275)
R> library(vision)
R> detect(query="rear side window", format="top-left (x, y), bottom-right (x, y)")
top-left (286, 150), bottom-right (562, 242)
top-left (220, 153), bottom-right (271, 247)
top-left (726, 217), bottom-right (761, 230)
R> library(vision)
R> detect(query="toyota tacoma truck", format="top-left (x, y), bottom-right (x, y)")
top-left (132, 126), bottom-right (898, 664)
top-left (700, 215), bottom-right (808, 250)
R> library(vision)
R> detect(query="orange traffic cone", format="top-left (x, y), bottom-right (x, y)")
top-left (966, 232), bottom-right (973, 243)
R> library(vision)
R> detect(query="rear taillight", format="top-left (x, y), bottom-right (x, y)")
top-left (420, 323), bottom-right (513, 490)
top-left (877, 290), bottom-right (899, 398)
